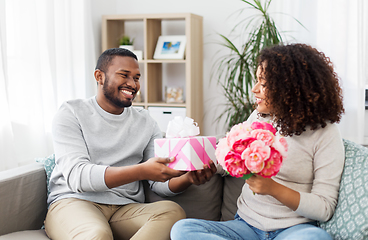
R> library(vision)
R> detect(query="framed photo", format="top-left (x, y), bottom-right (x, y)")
top-left (153, 35), bottom-right (186, 60)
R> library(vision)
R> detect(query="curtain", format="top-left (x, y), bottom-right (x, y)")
top-left (270, 0), bottom-right (368, 144)
top-left (0, 0), bottom-right (97, 171)
top-left (0, 0), bottom-right (17, 170)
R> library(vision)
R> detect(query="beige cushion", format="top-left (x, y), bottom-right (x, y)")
top-left (0, 230), bottom-right (49, 240)
top-left (144, 173), bottom-right (224, 220)
top-left (0, 163), bottom-right (47, 236)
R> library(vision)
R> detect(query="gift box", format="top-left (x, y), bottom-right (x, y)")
top-left (154, 136), bottom-right (217, 171)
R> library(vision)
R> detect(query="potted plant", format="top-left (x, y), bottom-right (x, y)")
top-left (119, 35), bottom-right (134, 51)
top-left (212, 0), bottom-right (304, 130)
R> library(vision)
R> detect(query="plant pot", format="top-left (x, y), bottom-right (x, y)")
top-left (119, 45), bottom-right (134, 51)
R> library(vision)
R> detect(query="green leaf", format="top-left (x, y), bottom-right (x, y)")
top-left (241, 173), bottom-right (254, 180)
top-left (211, 0), bottom-right (304, 130)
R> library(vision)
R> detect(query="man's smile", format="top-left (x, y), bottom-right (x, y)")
top-left (121, 89), bottom-right (133, 95)
top-left (119, 87), bottom-right (136, 99)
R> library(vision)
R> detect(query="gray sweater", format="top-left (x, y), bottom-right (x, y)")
top-left (48, 97), bottom-right (175, 206)
top-left (237, 111), bottom-right (345, 231)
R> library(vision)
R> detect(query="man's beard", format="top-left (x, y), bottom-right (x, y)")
top-left (102, 76), bottom-right (134, 108)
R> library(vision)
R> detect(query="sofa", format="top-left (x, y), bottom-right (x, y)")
top-left (1, 139), bottom-right (368, 239)
top-left (0, 155), bottom-right (244, 239)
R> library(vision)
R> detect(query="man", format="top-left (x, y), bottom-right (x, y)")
top-left (45, 48), bottom-right (216, 240)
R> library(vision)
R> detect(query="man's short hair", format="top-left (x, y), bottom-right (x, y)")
top-left (95, 48), bottom-right (138, 72)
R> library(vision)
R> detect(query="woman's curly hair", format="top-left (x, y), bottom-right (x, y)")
top-left (257, 43), bottom-right (344, 136)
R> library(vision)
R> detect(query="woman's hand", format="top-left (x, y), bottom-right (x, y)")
top-left (184, 160), bottom-right (217, 185)
top-left (246, 174), bottom-right (276, 195)
top-left (246, 174), bottom-right (301, 211)
top-left (168, 160), bottom-right (217, 193)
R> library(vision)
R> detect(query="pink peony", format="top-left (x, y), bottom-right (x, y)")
top-left (251, 122), bottom-right (276, 135)
top-left (226, 122), bottom-right (252, 147)
top-left (271, 135), bottom-right (288, 158)
top-left (258, 148), bottom-right (283, 178)
top-left (250, 129), bottom-right (274, 146)
top-left (224, 151), bottom-right (249, 177)
top-left (216, 120), bottom-right (287, 179)
top-left (232, 137), bottom-right (256, 154)
top-left (279, 137), bottom-right (288, 152)
top-left (215, 137), bottom-right (231, 170)
top-left (242, 140), bottom-right (270, 173)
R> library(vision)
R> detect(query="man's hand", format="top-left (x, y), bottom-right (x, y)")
top-left (140, 157), bottom-right (186, 182)
top-left (104, 157), bottom-right (185, 189)
top-left (104, 157), bottom-right (217, 193)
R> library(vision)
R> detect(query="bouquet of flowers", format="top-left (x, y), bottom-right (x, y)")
top-left (215, 121), bottom-right (288, 179)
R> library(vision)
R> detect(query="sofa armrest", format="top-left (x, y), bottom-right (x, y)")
top-left (0, 163), bottom-right (47, 236)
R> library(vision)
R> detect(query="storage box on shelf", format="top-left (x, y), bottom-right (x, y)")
top-left (148, 107), bottom-right (186, 133)
top-left (101, 13), bottom-right (203, 131)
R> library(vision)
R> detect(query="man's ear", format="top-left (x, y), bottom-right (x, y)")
top-left (94, 69), bottom-right (104, 86)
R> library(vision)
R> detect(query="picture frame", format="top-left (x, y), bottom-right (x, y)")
top-left (153, 35), bottom-right (186, 60)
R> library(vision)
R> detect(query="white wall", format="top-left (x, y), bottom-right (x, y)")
top-left (270, 0), bottom-right (367, 144)
top-left (90, 0), bottom-right (261, 136)
top-left (90, 0), bottom-right (117, 57)
top-left (90, 0), bottom-right (367, 140)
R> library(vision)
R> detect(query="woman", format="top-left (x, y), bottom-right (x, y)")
top-left (171, 43), bottom-right (345, 240)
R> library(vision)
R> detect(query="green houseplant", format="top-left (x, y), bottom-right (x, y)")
top-left (119, 35), bottom-right (134, 46)
top-left (119, 35), bottom-right (135, 51)
top-left (213, 0), bottom-right (302, 130)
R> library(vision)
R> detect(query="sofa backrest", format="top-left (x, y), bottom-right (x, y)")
top-left (144, 173), bottom-right (245, 221)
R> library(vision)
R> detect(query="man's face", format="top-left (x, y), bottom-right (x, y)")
top-left (98, 56), bottom-right (140, 114)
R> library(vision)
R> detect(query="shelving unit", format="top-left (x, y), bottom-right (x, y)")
top-left (101, 13), bottom-right (204, 130)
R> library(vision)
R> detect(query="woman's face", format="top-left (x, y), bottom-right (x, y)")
top-left (252, 64), bottom-right (271, 114)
